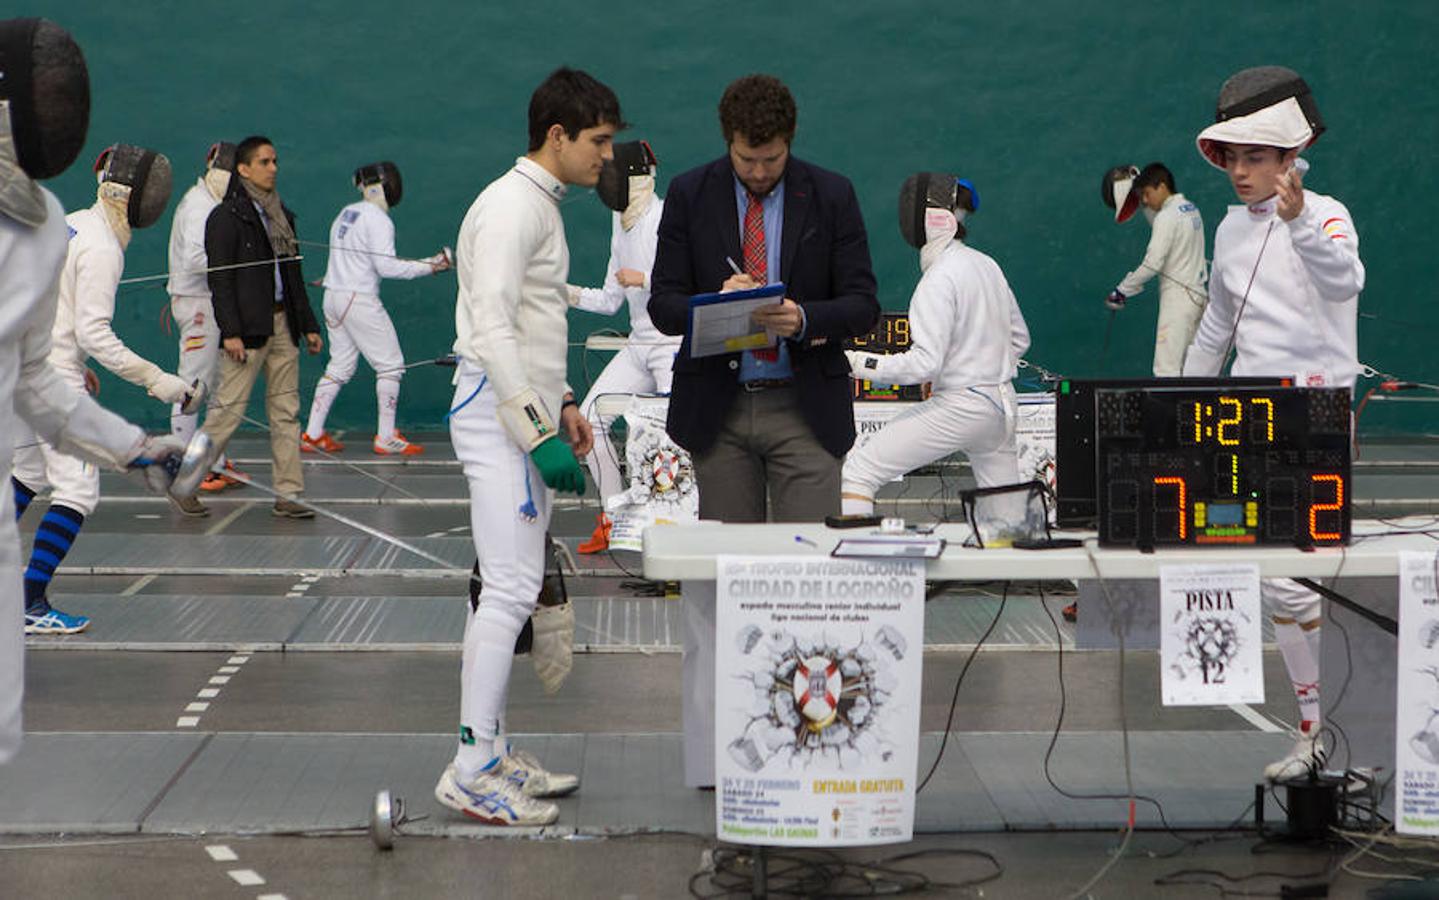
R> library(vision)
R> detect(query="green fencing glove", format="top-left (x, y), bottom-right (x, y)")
top-left (530, 437), bottom-right (585, 495)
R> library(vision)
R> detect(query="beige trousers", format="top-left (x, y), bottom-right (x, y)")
top-left (202, 310), bottom-right (304, 496)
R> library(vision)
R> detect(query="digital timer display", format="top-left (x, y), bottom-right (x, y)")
top-left (1095, 386), bottom-right (1351, 549)
top-left (845, 312), bottom-right (928, 402)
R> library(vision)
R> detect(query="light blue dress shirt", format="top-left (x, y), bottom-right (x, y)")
top-left (732, 175), bottom-right (802, 382)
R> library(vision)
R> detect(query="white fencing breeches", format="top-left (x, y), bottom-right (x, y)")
top-left (307, 291), bottom-right (405, 439)
top-left (580, 340), bottom-right (679, 508)
top-left (0, 484), bottom-right (23, 764)
top-left (169, 293), bottom-right (221, 443)
top-left (1153, 288), bottom-right (1205, 377)
top-left (449, 363), bottom-right (551, 770)
top-left (11, 368), bottom-right (101, 516)
top-left (842, 384), bottom-right (1020, 506)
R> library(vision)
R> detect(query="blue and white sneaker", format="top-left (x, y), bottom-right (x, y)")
top-left (434, 764), bottom-right (558, 826)
top-left (24, 606), bottom-right (90, 635)
top-left (500, 749), bottom-right (580, 798)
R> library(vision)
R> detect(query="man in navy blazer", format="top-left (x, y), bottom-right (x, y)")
top-left (649, 74), bottom-right (879, 523)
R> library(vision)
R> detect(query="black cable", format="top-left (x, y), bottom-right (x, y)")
top-left (916, 582), bottom-right (1009, 793)
top-left (687, 844), bottom-right (1003, 898)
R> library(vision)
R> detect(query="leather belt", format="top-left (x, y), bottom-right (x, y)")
top-left (741, 378), bottom-right (794, 393)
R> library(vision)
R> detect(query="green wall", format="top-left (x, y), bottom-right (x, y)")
top-left (35, 0), bottom-right (1439, 435)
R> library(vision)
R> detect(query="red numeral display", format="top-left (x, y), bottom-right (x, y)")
top-left (1153, 476), bottom-right (1187, 540)
top-left (1308, 474), bottom-right (1344, 542)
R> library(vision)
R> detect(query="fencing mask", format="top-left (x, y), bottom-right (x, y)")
top-left (595, 140), bottom-right (657, 225)
top-left (897, 172), bottom-right (979, 272)
top-left (94, 143), bottom-right (173, 229)
top-left (354, 161), bottom-right (402, 210)
top-left (0, 18), bottom-right (89, 227)
top-left (1196, 66), bottom-right (1325, 170)
top-left (1101, 165), bottom-right (1141, 223)
top-left (204, 141), bottom-right (235, 201)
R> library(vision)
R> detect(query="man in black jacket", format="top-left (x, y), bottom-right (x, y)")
top-left (186, 135), bottom-right (323, 517)
top-left (648, 74), bottom-right (879, 523)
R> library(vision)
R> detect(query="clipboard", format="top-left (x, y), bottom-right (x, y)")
top-left (686, 282), bottom-right (786, 358)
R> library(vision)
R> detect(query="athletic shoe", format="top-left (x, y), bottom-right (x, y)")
top-left (499, 749), bottom-right (580, 798)
top-left (301, 431), bottom-right (344, 454)
top-left (200, 461), bottom-right (247, 492)
top-left (272, 499), bottom-right (315, 519)
top-left (1265, 731), bottom-right (1328, 781)
top-left (576, 513), bottom-right (612, 555)
top-left (171, 493), bottom-right (210, 518)
top-left (1061, 601), bottom-right (1078, 623)
top-left (25, 606), bottom-right (90, 635)
top-left (373, 432), bottom-right (423, 456)
top-left (433, 764), bottom-right (559, 826)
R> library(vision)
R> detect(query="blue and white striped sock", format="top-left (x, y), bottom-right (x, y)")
top-left (24, 504), bottom-right (85, 613)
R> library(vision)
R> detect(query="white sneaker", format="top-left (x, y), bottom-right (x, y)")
top-left (499, 749), bottom-right (580, 798)
top-left (1264, 732), bottom-right (1328, 781)
top-left (433, 764), bottom-right (559, 825)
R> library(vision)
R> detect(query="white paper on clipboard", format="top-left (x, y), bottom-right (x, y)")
top-left (687, 283), bottom-right (786, 358)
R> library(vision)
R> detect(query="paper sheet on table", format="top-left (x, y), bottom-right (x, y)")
top-left (686, 282), bottom-right (786, 358)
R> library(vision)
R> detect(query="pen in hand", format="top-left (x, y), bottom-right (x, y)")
top-left (725, 256), bottom-right (743, 276)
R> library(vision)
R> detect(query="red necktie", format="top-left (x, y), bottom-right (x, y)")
top-left (744, 193), bottom-right (778, 362)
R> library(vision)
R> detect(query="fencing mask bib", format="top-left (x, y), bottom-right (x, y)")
top-left (204, 141), bottom-right (236, 201)
top-left (595, 140), bottom-right (657, 229)
top-left (0, 18), bottom-right (90, 226)
top-left (898, 172), bottom-right (977, 270)
top-left (94, 143), bottom-right (173, 229)
top-left (1101, 165), bottom-right (1141, 223)
top-left (354, 161), bottom-right (402, 210)
top-left (1196, 66), bottom-right (1325, 170)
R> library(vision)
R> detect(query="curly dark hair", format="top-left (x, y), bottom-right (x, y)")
top-left (718, 74), bottom-right (796, 146)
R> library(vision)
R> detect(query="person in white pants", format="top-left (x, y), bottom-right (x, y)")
top-left (2, 16), bottom-right (186, 762)
top-left (13, 143), bottom-right (201, 633)
top-left (167, 141), bottom-right (244, 500)
top-left (565, 140), bottom-right (680, 552)
top-left (1101, 162), bottom-right (1208, 375)
top-left (302, 161), bottom-right (450, 456)
top-left (841, 174), bottom-right (1030, 516)
top-left (1183, 66), bottom-right (1363, 782)
top-left (433, 67), bottom-right (619, 827)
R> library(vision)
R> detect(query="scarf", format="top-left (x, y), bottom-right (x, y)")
top-left (241, 177), bottom-right (297, 257)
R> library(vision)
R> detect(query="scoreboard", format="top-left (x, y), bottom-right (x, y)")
top-left (846, 312), bottom-right (928, 402)
top-left (1095, 386), bottom-right (1351, 550)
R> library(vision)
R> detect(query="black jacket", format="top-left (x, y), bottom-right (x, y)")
top-left (648, 156), bottom-right (880, 457)
top-left (205, 186), bottom-right (320, 348)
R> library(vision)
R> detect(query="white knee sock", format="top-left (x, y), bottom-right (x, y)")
top-left (456, 604), bottom-right (524, 779)
top-left (377, 378), bottom-right (400, 441)
top-left (841, 490), bottom-right (874, 516)
top-left (305, 377), bottom-right (343, 440)
top-left (1274, 619), bottom-right (1321, 735)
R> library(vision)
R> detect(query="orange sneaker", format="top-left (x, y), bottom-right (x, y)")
top-left (301, 431), bottom-right (345, 453)
top-left (199, 460), bottom-right (247, 492)
top-left (577, 513), bottom-right (612, 554)
top-left (373, 432), bottom-right (424, 456)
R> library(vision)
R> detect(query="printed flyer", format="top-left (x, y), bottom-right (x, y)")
top-left (605, 395), bottom-right (698, 552)
top-left (1158, 563), bottom-right (1263, 705)
top-left (714, 555), bottom-right (925, 846)
top-left (1396, 552), bottom-right (1439, 836)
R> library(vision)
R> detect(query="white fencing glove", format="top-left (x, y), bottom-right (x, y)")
top-left (127, 434), bottom-right (188, 495)
top-left (146, 372), bottom-right (191, 405)
top-left (531, 600), bottom-right (575, 694)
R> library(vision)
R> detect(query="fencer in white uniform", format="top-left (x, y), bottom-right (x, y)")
top-left (564, 140), bottom-right (680, 553)
top-left (1, 16), bottom-right (185, 762)
top-left (302, 161), bottom-right (450, 456)
top-left (168, 143), bottom-right (235, 444)
top-left (1102, 163), bottom-right (1208, 375)
top-left (433, 67), bottom-right (621, 827)
top-left (12, 143), bottom-right (200, 634)
top-left (841, 174), bottom-right (1030, 515)
top-left (1183, 66), bottom-right (1363, 781)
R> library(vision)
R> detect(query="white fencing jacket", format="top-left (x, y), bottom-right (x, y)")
top-left (1116, 192), bottom-right (1207, 307)
top-left (849, 240), bottom-right (1030, 392)
top-left (1183, 191), bottom-right (1364, 388)
top-left (453, 157), bottom-right (572, 447)
top-left (570, 198), bottom-right (678, 348)
top-left (2, 190), bottom-right (146, 474)
top-left (323, 200), bottom-right (433, 295)
top-left (166, 180), bottom-right (219, 298)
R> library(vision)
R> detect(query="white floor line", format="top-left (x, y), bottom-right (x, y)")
top-left (203, 504), bottom-right (249, 537)
top-left (1228, 703), bottom-right (1285, 733)
top-left (204, 844), bottom-right (237, 862)
top-left (227, 869), bottom-right (265, 886)
top-left (119, 574), bottom-right (157, 596)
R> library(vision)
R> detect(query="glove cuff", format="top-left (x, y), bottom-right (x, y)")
top-left (498, 387), bottom-right (558, 452)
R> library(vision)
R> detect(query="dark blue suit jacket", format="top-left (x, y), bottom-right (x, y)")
top-left (648, 155), bottom-right (879, 457)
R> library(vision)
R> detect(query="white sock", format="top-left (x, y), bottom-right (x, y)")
top-left (455, 604), bottom-right (523, 779)
top-left (305, 377), bottom-right (343, 440)
top-left (377, 378), bottom-right (400, 442)
top-left (841, 493), bottom-right (874, 516)
top-left (1274, 619), bottom-right (1321, 734)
